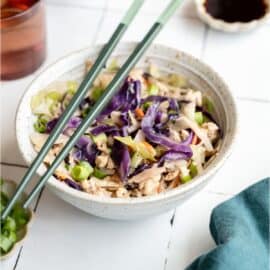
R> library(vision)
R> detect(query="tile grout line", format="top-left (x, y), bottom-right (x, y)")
top-left (0, 161), bottom-right (28, 169)
top-left (163, 209), bottom-right (177, 270)
top-left (200, 24), bottom-right (209, 60)
top-left (13, 247), bottom-right (23, 270)
top-left (236, 96), bottom-right (270, 104)
top-left (10, 2), bottom-right (109, 268)
top-left (46, 1), bottom-right (106, 12)
top-left (13, 188), bottom-right (46, 270)
top-left (3, 5), bottom-right (109, 267)
top-left (1, 163), bottom-right (45, 269)
top-left (162, 26), bottom-right (210, 270)
top-left (205, 189), bottom-right (233, 197)
top-left (90, 0), bottom-right (109, 46)
top-left (46, 2), bottom-right (199, 21)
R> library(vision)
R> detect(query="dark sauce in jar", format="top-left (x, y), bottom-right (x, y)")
top-left (204, 0), bottom-right (268, 22)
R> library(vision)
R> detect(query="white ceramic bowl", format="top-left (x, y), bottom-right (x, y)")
top-left (16, 43), bottom-right (238, 220)
top-left (195, 0), bottom-right (270, 32)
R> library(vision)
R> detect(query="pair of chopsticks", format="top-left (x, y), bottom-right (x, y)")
top-left (1, 0), bottom-right (183, 220)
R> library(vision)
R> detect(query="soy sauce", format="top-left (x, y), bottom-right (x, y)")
top-left (204, 0), bottom-right (268, 22)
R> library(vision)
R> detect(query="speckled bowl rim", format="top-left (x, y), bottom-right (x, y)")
top-left (16, 42), bottom-right (238, 206)
top-left (0, 179), bottom-right (34, 261)
top-left (195, 0), bottom-right (270, 32)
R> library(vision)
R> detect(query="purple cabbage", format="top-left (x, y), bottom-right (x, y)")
top-left (111, 140), bottom-right (130, 182)
top-left (129, 163), bottom-right (152, 178)
top-left (168, 99), bottom-right (179, 121)
top-left (63, 116), bottom-right (82, 136)
top-left (85, 143), bottom-right (99, 166)
top-left (158, 150), bottom-right (190, 167)
top-left (141, 103), bottom-right (192, 155)
top-left (75, 136), bottom-right (91, 148)
top-left (74, 136), bottom-right (99, 166)
top-left (182, 131), bottom-right (194, 145)
top-left (64, 179), bottom-right (82, 191)
top-left (120, 112), bottom-right (130, 126)
top-left (141, 95), bottom-right (168, 104)
top-left (119, 147), bottom-right (130, 182)
top-left (91, 125), bottom-right (119, 136)
top-left (46, 118), bottom-right (58, 133)
top-left (67, 116), bottom-right (81, 129)
top-left (98, 79), bottom-right (141, 119)
top-left (169, 99), bottom-right (179, 111)
top-left (121, 126), bottom-right (129, 137)
top-left (155, 110), bottom-right (164, 123)
top-left (47, 116), bottom-right (83, 134)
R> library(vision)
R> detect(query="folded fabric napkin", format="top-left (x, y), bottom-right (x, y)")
top-left (186, 178), bottom-right (269, 270)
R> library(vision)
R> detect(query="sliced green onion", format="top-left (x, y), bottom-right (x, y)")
top-left (11, 204), bottom-right (29, 228)
top-left (0, 235), bottom-right (14, 253)
top-left (46, 91), bottom-right (62, 101)
top-left (203, 114), bottom-right (210, 123)
top-left (64, 163), bottom-right (70, 171)
top-left (194, 112), bottom-right (204, 125)
top-left (8, 231), bottom-right (17, 243)
top-left (71, 161), bottom-right (93, 182)
top-left (203, 97), bottom-right (214, 113)
top-left (147, 84), bottom-right (159, 95)
top-left (142, 101), bottom-right (152, 111)
top-left (33, 115), bottom-right (49, 133)
top-left (93, 168), bottom-right (108, 179)
top-left (181, 174), bottom-right (192, 183)
top-left (107, 58), bottom-right (119, 71)
top-left (1, 191), bottom-right (9, 206)
top-left (189, 162), bottom-right (198, 178)
top-left (92, 133), bottom-right (107, 145)
top-left (3, 217), bottom-right (16, 232)
top-left (92, 87), bottom-right (104, 101)
top-left (81, 106), bottom-right (91, 118)
top-left (67, 81), bottom-right (78, 95)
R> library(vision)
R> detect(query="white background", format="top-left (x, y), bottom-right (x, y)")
top-left (1, 0), bottom-right (270, 269)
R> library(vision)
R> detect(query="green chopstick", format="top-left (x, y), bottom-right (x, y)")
top-left (21, 0), bottom-right (183, 208)
top-left (1, 0), bottom-right (144, 220)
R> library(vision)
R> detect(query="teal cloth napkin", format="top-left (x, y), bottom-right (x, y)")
top-left (186, 178), bottom-right (270, 270)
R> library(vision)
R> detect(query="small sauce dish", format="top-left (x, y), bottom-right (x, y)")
top-left (0, 179), bottom-right (33, 261)
top-left (195, 0), bottom-right (270, 32)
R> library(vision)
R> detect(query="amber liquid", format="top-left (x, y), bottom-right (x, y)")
top-left (0, 0), bottom-right (46, 80)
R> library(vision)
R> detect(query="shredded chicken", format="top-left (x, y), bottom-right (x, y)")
top-left (173, 116), bottom-right (214, 152)
top-left (128, 165), bottom-right (166, 184)
top-left (202, 122), bottom-right (219, 142)
top-left (95, 153), bottom-right (109, 168)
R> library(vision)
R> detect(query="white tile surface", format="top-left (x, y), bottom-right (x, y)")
top-left (45, 0), bottom-right (106, 9)
top-left (165, 191), bottom-right (231, 270)
top-left (0, 77), bottom-right (35, 165)
top-left (97, 11), bottom-right (205, 57)
top-left (205, 99), bottom-right (270, 195)
top-left (45, 4), bottom-right (104, 63)
top-left (1, 0), bottom-right (270, 269)
top-left (204, 25), bottom-right (270, 101)
top-left (14, 180), bottom-right (174, 270)
top-left (0, 249), bottom-right (19, 270)
top-left (106, 0), bottom-right (198, 19)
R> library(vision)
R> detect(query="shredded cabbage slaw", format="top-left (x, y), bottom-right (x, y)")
top-left (30, 60), bottom-right (221, 198)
